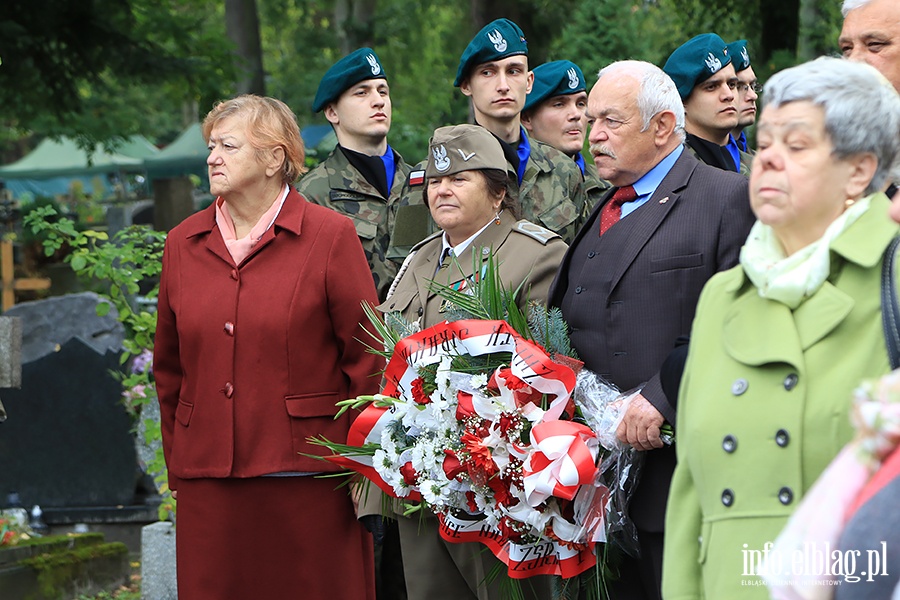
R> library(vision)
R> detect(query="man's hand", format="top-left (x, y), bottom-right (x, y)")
top-left (616, 392), bottom-right (665, 451)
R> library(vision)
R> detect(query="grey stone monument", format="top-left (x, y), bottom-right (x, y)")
top-left (0, 293), bottom-right (158, 540)
top-left (0, 315), bottom-right (22, 421)
top-left (141, 521), bottom-right (177, 600)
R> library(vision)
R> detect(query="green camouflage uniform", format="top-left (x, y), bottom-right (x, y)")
top-left (388, 130), bottom-right (588, 259)
top-left (296, 146), bottom-right (411, 299)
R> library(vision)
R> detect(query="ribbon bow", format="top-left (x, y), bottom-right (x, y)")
top-left (523, 421), bottom-right (599, 506)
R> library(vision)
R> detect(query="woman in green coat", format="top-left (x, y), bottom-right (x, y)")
top-left (662, 57), bottom-right (900, 600)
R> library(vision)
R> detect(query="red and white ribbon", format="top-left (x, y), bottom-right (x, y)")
top-left (523, 421), bottom-right (599, 506)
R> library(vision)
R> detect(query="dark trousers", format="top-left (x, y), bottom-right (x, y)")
top-left (605, 530), bottom-right (664, 600)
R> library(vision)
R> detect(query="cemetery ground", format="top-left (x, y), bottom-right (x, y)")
top-left (76, 560), bottom-right (141, 600)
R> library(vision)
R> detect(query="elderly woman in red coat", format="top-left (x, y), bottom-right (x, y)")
top-left (154, 95), bottom-right (381, 599)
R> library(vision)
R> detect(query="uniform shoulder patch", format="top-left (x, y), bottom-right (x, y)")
top-left (513, 220), bottom-right (560, 245)
top-left (408, 170), bottom-right (426, 187)
top-left (410, 230), bottom-right (442, 251)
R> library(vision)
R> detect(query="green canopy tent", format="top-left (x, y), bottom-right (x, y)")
top-left (143, 123), bottom-right (208, 184)
top-left (0, 136), bottom-right (158, 200)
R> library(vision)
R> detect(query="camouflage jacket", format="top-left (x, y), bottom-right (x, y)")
top-left (296, 145), bottom-right (411, 299)
top-left (387, 129), bottom-right (588, 259)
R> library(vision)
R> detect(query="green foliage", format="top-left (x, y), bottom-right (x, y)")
top-left (22, 205), bottom-right (173, 521)
top-left (1, 0), bottom-right (848, 176)
top-left (528, 306), bottom-right (578, 361)
top-left (551, 0), bottom-right (655, 73)
top-left (0, 0), bottom-right (234, 146)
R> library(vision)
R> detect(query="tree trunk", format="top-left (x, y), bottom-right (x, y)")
top-left (797, 0), bottom-right (820, 60)
top-left (334, 0), bottom-right (377, 55)
top-left (225, 0), bottom-right (266, 96)
top-left (758, 0), bottom-right (800, 64)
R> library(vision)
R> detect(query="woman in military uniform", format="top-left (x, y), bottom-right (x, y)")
top-left (378, 123), bottom-right (567, 600)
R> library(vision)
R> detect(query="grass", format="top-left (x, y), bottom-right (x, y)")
top-left (75, 560), bottom-right (141, 600)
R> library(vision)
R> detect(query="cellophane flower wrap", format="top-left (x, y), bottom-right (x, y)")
top-left (315, 251), bottom-right (647, 583)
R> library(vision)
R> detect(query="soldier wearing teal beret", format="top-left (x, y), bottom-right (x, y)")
top-left (663, 33), bottom-right (732, 100)
top-left (725, 39), bottom-right (759, 161)
top-left (523, 60), bottom-right (585, 113)
top-left (664, 33), bottom-right (748, 175)
top-left (387, 19), bottom-right (589, 264)
top-left (298, 48), bottom-right (411, 301)
top-left (522, 60), bottom-right (610, 201)
top-left (312, 47), bottom-right (388, 113)
top-left (453, 18), bottom-right (528, 88)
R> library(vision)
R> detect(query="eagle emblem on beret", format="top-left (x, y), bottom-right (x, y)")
top-left (366, 54), bottom-right (381, 76)
top-left (433, 145), bottom-right (451, 172)
top-left (487, 29), bottom-right (508, 52)
top-left (567, 67), bottom-right (579, 89)
top-left (704, 52), bottom-right (722, 73)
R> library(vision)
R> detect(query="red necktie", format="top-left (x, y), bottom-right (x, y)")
top-left (599, 185), bottom-right (638, 236)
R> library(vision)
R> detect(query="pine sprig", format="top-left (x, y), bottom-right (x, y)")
top-left (528, 305), bottom-right (579, 360)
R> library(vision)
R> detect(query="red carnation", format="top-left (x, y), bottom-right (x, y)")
top-left (498, 412), bottom-right (520, 438)
top-left (411, 377), bottom-right (431, 405)
top-left (400, 461), bottom-right (418, 486)
top-left (487, 475), bottom-right (516, 507)
top-left (498, 367), bottom-right (529, 391)
top-left (442, 449), bottom-right (466, 481)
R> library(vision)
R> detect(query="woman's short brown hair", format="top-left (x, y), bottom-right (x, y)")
top-left (202, 95), bottom-right (306, 184)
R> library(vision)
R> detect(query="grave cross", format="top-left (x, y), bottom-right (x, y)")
top-left (0, 240), bottom-right (50, 312)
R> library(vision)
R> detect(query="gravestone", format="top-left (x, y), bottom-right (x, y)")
top-left (0, 293), bottom-right (158, 537)
top-left (0, 316), bottom-right (22, 422)
top-left (141, 521), bottom-right (177, 600)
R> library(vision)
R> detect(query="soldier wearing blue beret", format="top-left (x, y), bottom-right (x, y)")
top-left (522, 60), bottom-right (610, 201)
top-left (725, 40), bottom-right (759, 161)
top-left (387, 18), bottom-right (589, 264)
top-left (664, 33), bottom-right (750, 175)
top-left (298, 48), bottom-right (411, 300)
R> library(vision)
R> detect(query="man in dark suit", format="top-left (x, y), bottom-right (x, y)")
top-left (548, 60), bottom-right (755, 600)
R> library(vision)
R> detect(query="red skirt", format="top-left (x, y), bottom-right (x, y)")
top-left (175, 476), bottom-right (375, 600)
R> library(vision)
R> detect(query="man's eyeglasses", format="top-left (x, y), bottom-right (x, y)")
top-left (734, 81), bottom-right (763, 94)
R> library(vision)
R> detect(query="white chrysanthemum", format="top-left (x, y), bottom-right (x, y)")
top-left (435, 355), bottom-right (454, 394)
top-left (470, 372), bottom-right (488, 389)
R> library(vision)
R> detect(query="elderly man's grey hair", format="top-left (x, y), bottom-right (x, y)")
top-left (597, 60), bottom-right (686, 142)
top-left (841, 0), bottom-right (872, 17)
top-left (764, 57), bottom-right (900, 195)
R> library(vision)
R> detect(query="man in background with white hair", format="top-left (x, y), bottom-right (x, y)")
top-left (840, 0), bottom-right (900, 197)
top-left (840, 0), bottom-right (900, 93)
top-left (548, 59), bottom-right (754, 600)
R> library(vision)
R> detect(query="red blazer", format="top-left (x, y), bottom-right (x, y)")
top-left (154, 188), bottom-right (382, 490)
